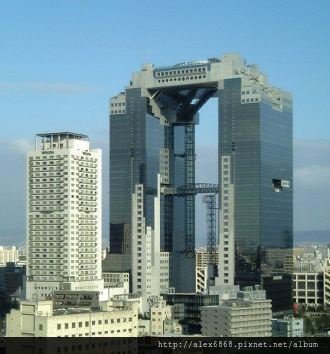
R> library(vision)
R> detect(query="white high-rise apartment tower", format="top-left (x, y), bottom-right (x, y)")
top-left (26, 133), bottom-right (103, 300)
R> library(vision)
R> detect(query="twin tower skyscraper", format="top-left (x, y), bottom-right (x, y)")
top-left (109, 53), bottom-right (293, 311)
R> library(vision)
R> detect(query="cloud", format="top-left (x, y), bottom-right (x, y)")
top-left (293, 138), bottom-right (330, 191)
top-left (0, 82), bottom-right (96, 94)
top-left (293, 139), bottom-right (330, 230)
top-left (294, 165), bottom-right (330, 189)
top-left (0, 139), bottom-right (34, 155)
top-left (294, 139), bottom-right (330, 168)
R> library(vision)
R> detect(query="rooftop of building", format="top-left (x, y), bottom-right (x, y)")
top-left (205, 298), bottom-right (271, 309)
top-left (36, 132), bottom-right (88, 140)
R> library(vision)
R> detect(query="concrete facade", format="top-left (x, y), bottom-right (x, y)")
top-left (272, 317), bottom-right (304, 337)
top-left (6, 299), bottom-right (138, 337)
top-left (201, 288), bottom-right (272, 337)
top-left (0, 246), bottom-right (20, 266)
top-left (293, 272), bottom-right (324, 306)
top-left (26, 133), bottom-right (104, 300)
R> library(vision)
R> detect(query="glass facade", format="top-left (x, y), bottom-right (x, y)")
top-left (110, 89), bottom-right (195, 291)
top-left (219, 78), bottom-right (293, 311)
top-left (110, 89), bottom-right (164, 245)
top-left (110, 56), bottom-right (292, 305)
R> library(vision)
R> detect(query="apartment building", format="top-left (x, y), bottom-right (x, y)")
top-left (26, 133), bottom-right (103, 300)
top-left (201, 288), bottom-right (272, 337)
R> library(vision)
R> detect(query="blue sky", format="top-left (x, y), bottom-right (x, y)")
top-left (0, 0), bottom-right (330, 245)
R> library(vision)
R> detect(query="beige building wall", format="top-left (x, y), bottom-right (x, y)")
top-left (0, 246), bottom-right (20, 266)
top-left (324, 264), bottom-right (330, 308)
top-left (150, 298), bottom-right (172, 335)
top-left (6, 300), bottom-right (138, 337)
top-left (26, 133), bottom-right (104, 300)
top-left (201, 299), bottom-right (272, 337)
top-left (292, 272), bottom-right (324, 306)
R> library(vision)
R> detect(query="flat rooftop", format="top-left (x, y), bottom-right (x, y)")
top-left (36, 132), bottom-right (88, 140)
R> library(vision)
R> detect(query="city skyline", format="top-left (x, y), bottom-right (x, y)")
top-left (1, 0), bottom-right (330, 246)
top-left (1, 1), bottom-right (330, 342)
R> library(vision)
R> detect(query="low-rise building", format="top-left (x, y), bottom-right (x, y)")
top-left (0, 246), bottom-right (20, 266)
top-left (162, 293), bottom-right (218, 334)
top-left (0, 262), bottom-right (25, 296)
top-left (292, 272), bottom-right (324, 306)
top-left (102, 272), bottom-right (129, 293)
top-left (163, 319), bottom-right (182, 335)
top-left (324, 262), bottom-right (330, 309)
top-left (150, 298), bottom-right (172, 335)
top-left (272, 317), bottom-right (304, 337)
top-left (195, 248), bottom-right (219, 293)
top-left (201, 287), bottom-right (272, 337)
top-left (6, 296), bottom-right (138, 337)
top-left (137, 297), bottom-right (182, 336)
top-left (138, 319), bottom-right (151, 336)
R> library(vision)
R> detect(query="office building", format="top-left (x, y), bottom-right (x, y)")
top-left (292, 272), bottom-right (324, 306)
top-left (272, 317), bottom-right (304, 337)
top-left (201, 287), bottom-right (272, 337)
top-left (6, 298), bottom-right (138, 337)
top-left (0, 246), bottom-right (20, 266)
top-left (109, 54), bottom-right (292, 309)
top-left (196, 248), bottom-right (219, 292)
top-left (162, 293), bottom-right (219, 334)
top-left (26, 133), bottom-right (103, 300)
top-left (138, 304), bottom-right (182, 336)
top-left (102, 272), bottom-right (129, 292)
top-left (324, 263), bottom-right (330, 308)
top-left (0, 262), bottom-right (25, 296)
top-left (149, 297), bottom-right (175, 335)
top-left (196, 247), bottom-right (219, 268)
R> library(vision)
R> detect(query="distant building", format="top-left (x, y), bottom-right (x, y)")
top-left (0, 262), bottom-right (25, 296)
top-left (138, 320), bottom-right (151, 336)
top-left (196, 248), bottom-right (219, 268)
top-left (26, 133), bottom-right (104, 300)
top-left (272, 317), bottom-right (304, 337)
top-left (292, 272), bottom-right (324, 306)
top-left (163, 318), bottom-right (182, 335)
top-left (6, 297), bottom-right (138, 337)
top-left (150, 297), bottom-right (178, 335)
top-left (201, 287), bottom-right (272, 337)
top-left (262, 274), bottom-right (292, 313)
top-left (52, 290), bottom-right (100, 310)
top-left (137, 297), bottom-right (182, 336)
top-left (195, 248), bottom-right (219, 293)
top-left (0, 246), bottom-right (19, 266)
top-left (324, 262), bottom-right (330, 309)
top-left (196, 266), bottom-right (208, 293)
top-left (162, 293), bottom-right (219, 334)
top-left (102, 272), bottom-right (129, 293)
